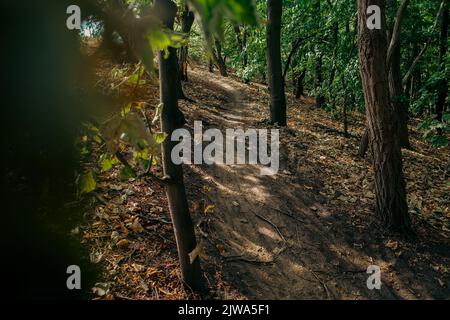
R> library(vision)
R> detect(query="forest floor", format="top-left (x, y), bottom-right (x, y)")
top-left (79, 51), bottom-right (450, 300)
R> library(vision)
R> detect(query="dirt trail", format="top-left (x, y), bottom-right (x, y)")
top-left (178, 66), bottom-right (450, 300)
top-left (87, 54), bottom-right (449, 300)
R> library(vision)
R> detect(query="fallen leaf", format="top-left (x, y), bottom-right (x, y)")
top-left (132, 263), bottom-right (145, 272)
top-left (92, 282), bottom-right (110, 297)
top-left (116, 239), bottom-right (130, 248)
top-left (216, 244), bottom-right (226, 256)
top-left (110, 231), bottom-right (120, 243)
top-left (188, 242), bottom-right (207, 264)
top-left (130, 217), bottom-right (144, 233)
top-left (204, 204), bottom-right (215, 214)
top-left (385, 240), bottom-right (398, 251)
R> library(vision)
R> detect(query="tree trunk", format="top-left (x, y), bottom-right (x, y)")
top-left (213, 39), bottom-right (228, 77)
top-left (359, 128), bottom-right (369, 158)
top-left (243, 27), bottom-right (249, 68)
top-left (386, 0), bottom-right (412, 149)
top-left (408, 42), bottom-right (420, 98)
top-left (360, 0), bottom-right (412, 156)
top-left (341, 76), bottom-right (349, 138)
top-left (295, 69), bottom-right (306, 99)
top-left (388, 41), bottom-right (412, 149)
top-left (314, 0), bottom-right (324, 108)
top-left (266, 0), bottom-right (286, 126)
top-left (314, 53), bottom-right (325, 108)
top-left (154, 0), bottom-right (203, 291)
top-left (179, 6), bottom-right (195, 82)
top-left (175, 54), bottom-right (188, 100)
top-left (208, 59), bottom-right (214, 73)
top-left (357, 0), bottom-right (411, 233)
top-left (343, 100), bottom-right (349, 138)
top-left (233, 24), bottom-right (243, 51)
top-left (328, 22), bottom-right (339, 89)
top-left (436, 2), bottom-right (448, 122)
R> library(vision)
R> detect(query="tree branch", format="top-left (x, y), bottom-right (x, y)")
top-left (402, 1), bottom-right (445, 87)
top-left (282, 34), bottom-right (317, 82)
top-left (386, 0), bottom-right (410, 68)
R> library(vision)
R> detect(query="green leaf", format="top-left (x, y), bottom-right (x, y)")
top-left (80, 146), bottom-right (90, 156)
top-left (78, 171), bottom-right (96, 195)
top-left (120, 103), bottom-right (132, 118)
top-left (101, 111), bottom-right (160, 156)
top-left (147, 29), bottom-right (187, 58)
top-left (120, 166), bottom-right (136, 180)
top-left (188, 0), bottom-right (258, 46)
top-left (99, 154), bottom-right (118, 172)
top-left (153, 132), bottom-right (168, 144)
top-left (127, 66), bottom-right (146, 85)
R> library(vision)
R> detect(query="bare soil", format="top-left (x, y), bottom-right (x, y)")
top-left (81, 55), bottom-right (450, 300)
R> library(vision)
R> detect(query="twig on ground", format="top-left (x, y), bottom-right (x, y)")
top-left (255, 199), bottom-right (306, 223)
top-left (310, 269), bottom-right (331, 299)
top-left (254, 212), bottom-right (286, 242)
top-left (224, 255), bottom-right (274, 265)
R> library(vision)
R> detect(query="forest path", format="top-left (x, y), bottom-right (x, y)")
top-left (184, 69), bottom-right (328, 299)
top-left (88, 54), bottom-right (450, 300)
top-left (180, 67), bottom-right (398, 299)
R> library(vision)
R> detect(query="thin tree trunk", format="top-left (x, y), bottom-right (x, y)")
top-left (314, 0), bottom-right (324, 108)
top-left (314, 53), bottom-right (324, 108)
top-left (243, 27), bottom-right (248, 68)
top-left (328, 22), bottom-right (339, 88)
top-left (295, 69), bottom-right (306, 99)
top-left (412, 40), bottom-right (422, 99)
top-left (266, 0), bottom-right (286, 125)
top-left (388, 42), bottom-right (412, 149)
top-left (282, 34), bottom-right (315, 84)
top-left (154, 0), bottom-right (203, 291)
top-left (359, 128), bottom-right (369, 158)
top-left (179, 5), bottom-right (194, 82)
top-left (233, 24), bottom-right (243, 51)
top-left (357, 0), bottom-right (411, 233)
top-left (208, 59), bottom-right (214, 73)
top-left (436, 2), bottom-right (448, 122)
top-left (341, 76), bottom-right (349, 138)
top-left (343, 100), bottom-right (349, 138)
top-left (213, 39), bottom-right (228, 77)
top-left (387, 0), bottom-right (411, 149)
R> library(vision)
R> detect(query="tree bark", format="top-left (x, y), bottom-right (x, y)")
top-left (213, 39), bottom-right (228, 77)
top-left (314, 0), bottom-right (324, 108)
top-left (386, 0), bottom-right (410, 68)
top-left (357, 0), bottom-right (411, 233)
top-left (360, 0), bottom-right (412, 155)
top-left (178, 5), bottom-right (195, 81)
top-left (386, 0), bottom-right (411, 149)
top-left (295, 69), bottom-right (306, 99)
top-left (359, 128), bottom-right (369, 158)
top-left (388, 42), bottom-right (412, 149)
top-left (233, 24), bottom-right (243, 51)
top-left (266, 0), bottom-right (286, 125)
top-left (243, 27), bottom-right (249, 68)
top-left (208, 59), bottom-right (214, 73)
top-left (154, 0), bottom-right (203, 291)
top-left (314, 52), bottom-right (325, 108)
top-left (436, 2), bottom-right (448, 122)
top-left (328, 22), bottom-right (339, 89)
